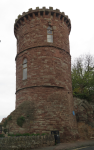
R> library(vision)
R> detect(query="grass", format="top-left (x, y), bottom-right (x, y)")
top-left (0, 132), bottom-right (49, 138)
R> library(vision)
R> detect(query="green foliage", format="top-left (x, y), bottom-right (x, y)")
top-left (18, 14), bottom-right (21, 19)
top-left (3, 128), bottom-right (8, 134)
top-left (72, 54), bottom-right (94, 102)
top-left (0, 133), bottom-right (5, 138)
top-left (8, 132), bottom-right (48, 137)
top-left (0, 132), bottom-right (49, 138)
top-left (2, 116), bottom-right (12, 128)
top-left (17, 116), bottom-right (25, 127)
top-left (3, 119), bottom-right (8, 128)
top-left (8, 116), bottom-right (12, 121)
top-left (28, 8), bottom-right (32, 11)
top-left (8, 133), bottom-right (15, 137)
top-left (21, 133), bottom-right (30, 136)
top-left (27, 115), bottom-right (29, 117)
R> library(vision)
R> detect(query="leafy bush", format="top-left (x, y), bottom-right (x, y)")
top-left (17, 116), bottom-right (25, 127)
top-left (0, 133), bottom-right (5, 138)
top-left (72, 54), bottom-right (94, 102)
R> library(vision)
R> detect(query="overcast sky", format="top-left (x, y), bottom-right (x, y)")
top-left (0, 0), bottom-right (94, 123)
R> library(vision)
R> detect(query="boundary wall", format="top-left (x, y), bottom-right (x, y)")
top-left (0, 134), bottom-right (55, 150)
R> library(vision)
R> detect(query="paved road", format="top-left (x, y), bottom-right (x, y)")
top-left (73, 146), bottom-right (94, 150)
top-left (32, 145), bottom-right (94, 150)
top-left (32, 145), bottom-right (56, 150)
top-left (32, 140), bottom-right (94, 150)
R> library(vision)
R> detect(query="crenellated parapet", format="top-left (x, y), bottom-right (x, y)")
top-left (14, 6), bottom-right (71, 37)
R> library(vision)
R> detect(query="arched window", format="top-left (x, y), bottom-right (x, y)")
top-left (47, 26), bottom-right (53, 43)
top-left (23, 58), bottom-right (27, 80)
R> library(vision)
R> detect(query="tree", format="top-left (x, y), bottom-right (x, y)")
top-left (71, 54), bottom-right (94, 102)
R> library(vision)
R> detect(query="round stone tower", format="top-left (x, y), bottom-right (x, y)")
top-left (14, 7), bottom-right (78, 138)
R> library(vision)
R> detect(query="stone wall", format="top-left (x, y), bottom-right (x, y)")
top-left (0, 134), bottom-right (55, 150)
top-left (77, 122), bottom-right (94, 140)
top-left (73, 97), bottom-right (94, 126)
top-left (0, 100), bottom-right (78, 143)
top-left (1, 97), bottom-right (94, 143)
top-left (73, 97), bottom-right (94, 140)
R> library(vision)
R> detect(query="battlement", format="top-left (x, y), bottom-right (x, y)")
top-left (14, 6), bottom-right (71, 37)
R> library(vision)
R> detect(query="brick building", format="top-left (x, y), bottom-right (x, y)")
top-left (14, 7), bottom-right (78, 138)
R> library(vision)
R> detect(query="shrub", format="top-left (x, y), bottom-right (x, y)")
top-left (0, 133), bottom-right (5, 138)
top-left (17, 116), bottom-right (25, 127)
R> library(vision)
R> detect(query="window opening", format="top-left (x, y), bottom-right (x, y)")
top-left (23, 58), bottom-right (27, 80)
top-left (47, 26), bottom-right (53, 43)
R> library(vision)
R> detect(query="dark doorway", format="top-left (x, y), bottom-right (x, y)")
top-left (51, 130), bottom-right (60, 144)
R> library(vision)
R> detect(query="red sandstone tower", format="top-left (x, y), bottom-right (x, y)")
top-left (14, 7), bottom-right (78, 137)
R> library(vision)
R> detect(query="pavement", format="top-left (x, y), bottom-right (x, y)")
top-left (32, 139), bottom-right (94, 150)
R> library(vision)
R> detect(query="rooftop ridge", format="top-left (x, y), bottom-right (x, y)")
top-left (14, 6), bottom-right (71, 37)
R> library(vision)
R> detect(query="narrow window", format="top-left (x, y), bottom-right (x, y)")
top-left (23, 58), bottom-right (27, 80)
top-left (47, 26), bottom-right (53, 43)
